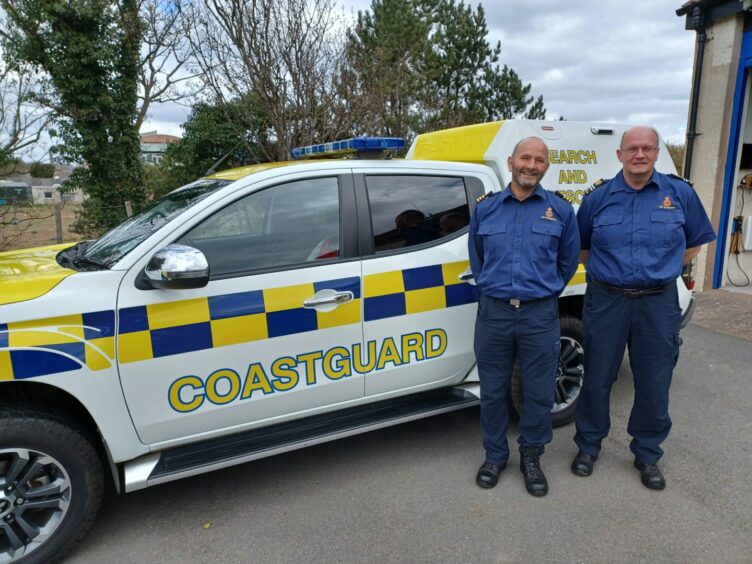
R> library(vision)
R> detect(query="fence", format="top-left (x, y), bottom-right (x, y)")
top-left (0, 203), bottom-right (82, 252)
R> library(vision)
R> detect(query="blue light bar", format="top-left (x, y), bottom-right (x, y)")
top-left (291, 137), bottom-right (406, 159)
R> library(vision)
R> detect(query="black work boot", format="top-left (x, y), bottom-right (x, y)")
top-left (633, 459), bottom-right (666, 490)
top-left (519, 446), bottom-right (548, 497)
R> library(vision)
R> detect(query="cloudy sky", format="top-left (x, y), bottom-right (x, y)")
top-left (141, 0), bottom-right (697, 144)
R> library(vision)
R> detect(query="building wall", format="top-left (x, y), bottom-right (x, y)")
top-left (685, 14), bottom-right (745, 290)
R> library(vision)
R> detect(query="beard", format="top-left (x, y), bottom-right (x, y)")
top-left (512, 167), bottom-right (541, 190)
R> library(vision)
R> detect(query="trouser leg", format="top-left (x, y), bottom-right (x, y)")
top-left (574, 284), bottom-right (631, 456)
top-left (627, 285), bottom-right (682, 464)
top-left (474, 295), bottom-right (516, 465)
top-left (515, 297), bottom-right (560, 453)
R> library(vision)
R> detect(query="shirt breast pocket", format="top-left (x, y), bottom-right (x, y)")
top-left (592, 214), bottom-right (623, 248)
top-left (478, 223), bottom-right (508, 258)
top-left (650, 210), bottom-right (686, 247)
top-left (531, 221), bottom-right (563, 252)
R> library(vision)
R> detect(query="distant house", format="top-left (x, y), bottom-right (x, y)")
top-left (140, 131), bottom-right (180, 164)
top-left (0, 164), bottom-right (82, 205)
top-left (0, 181), bottom-right (32, 205)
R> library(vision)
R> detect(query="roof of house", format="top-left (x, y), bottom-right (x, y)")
top-left (140, 133), bottom-right (180, 144)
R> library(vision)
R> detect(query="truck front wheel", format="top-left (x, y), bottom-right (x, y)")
top-left (510, 314), bottom-right (585, 427)
top-left (0, 406), bottom-right (104, 564)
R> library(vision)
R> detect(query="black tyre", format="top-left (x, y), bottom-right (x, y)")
top-left (510, 314), bottom-right (585, 427)
top-left (0, 406), bottom-right (104, 564)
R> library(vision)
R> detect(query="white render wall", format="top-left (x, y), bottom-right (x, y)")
top-left (685, 14), bottom-right (745, 290)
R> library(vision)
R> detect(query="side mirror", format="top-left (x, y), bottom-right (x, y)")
top-left (144, 244), bottom-right (210, 289)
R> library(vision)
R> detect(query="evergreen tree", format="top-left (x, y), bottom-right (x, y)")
top-left (343, 0), bottom-right (436, 139)
top-left (427, 0), bottom-right (545, 127)
top-left (344, 0), bottom-right (546, 137)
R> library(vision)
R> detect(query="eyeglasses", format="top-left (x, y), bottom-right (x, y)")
top-left (621, 145), bottom-right (659, 156)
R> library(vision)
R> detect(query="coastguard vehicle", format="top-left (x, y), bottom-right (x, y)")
top-left (0, 123), bottom-right (694, 562)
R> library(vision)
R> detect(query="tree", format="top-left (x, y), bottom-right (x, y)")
top-left (145, 99), bottom-right (268, 198)
top-left (0, 55), bottom-right (53, 172)
top-left (1, 0), bottom-right (146, 236)
top-left (186, 0), bottom-right (349, 162)
top-left (666, 141), bottom-right (685, 174)
top-left (344, 0), bottom-right (546, 138)
top-left (136, 0), bottom-right (194, 131)
top-left (343, 0), bottom-right (435, 139)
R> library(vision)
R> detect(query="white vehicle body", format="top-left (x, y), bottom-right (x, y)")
top-left (0, 122), bottom-right (696, 563)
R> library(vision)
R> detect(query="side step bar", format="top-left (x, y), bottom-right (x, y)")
top-left (124, 386), bottom-right (480, 492)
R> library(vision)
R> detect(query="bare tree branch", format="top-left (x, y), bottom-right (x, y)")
top-left (136, 0), bottom-right (196, 131)
top-left (0, 60), bottom-right (55, 171)
top-left (185, 0), bottom-right (351, 162)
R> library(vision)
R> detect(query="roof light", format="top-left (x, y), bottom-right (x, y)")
top-left (291, 137), bottom-right (405, 159)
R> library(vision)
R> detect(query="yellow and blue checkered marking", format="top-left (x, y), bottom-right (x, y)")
top-left (1, 264), bottom-right (476, 378)
top-left (364, 261), bottom-right (477, 322)
top-left (117, 276), bottom-right (363, 364)
top-left (0, 311), bottom-right (116, 381)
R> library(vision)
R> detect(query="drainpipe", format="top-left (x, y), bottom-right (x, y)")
top-left (684, 4), bottom-right (706, 180)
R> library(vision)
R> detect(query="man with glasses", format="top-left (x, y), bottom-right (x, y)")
top-left (571, 126), bottom-right (715, 489)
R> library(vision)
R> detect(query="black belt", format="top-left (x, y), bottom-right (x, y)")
top-left (591, 279), bottom-right (675, 297)
top-left (488, 295), bottom-right (554, 308)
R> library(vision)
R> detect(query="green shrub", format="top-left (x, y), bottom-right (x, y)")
top-left (30, 162), bottom-right (56, 178)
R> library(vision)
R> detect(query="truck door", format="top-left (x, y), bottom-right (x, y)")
top-left (356, 171), bottom-right (484, 397)
top-left (116, 173), bottom-right (364, 445)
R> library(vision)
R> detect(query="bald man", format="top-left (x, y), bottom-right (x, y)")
top-left (571, 126), bottom-right (715, 489)
top-left (469, 137), bottom-right (580, 496)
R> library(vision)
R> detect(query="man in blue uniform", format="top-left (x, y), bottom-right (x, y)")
top-left (571, 126), bottom-right (716, 490)
top-left (469, 136), bottom-right (580, 496)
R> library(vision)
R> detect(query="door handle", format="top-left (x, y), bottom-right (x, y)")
top-left (459, 272), bottom-right (474, 281)
top-left (303, 290), bottom-right (354, 308)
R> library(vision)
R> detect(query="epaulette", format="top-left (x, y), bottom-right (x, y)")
top-left (583, 178), bottom-right (606, 197)
top-left (668, 173), bottom-right (693, 187)
top-left (554, 190), bottom-right (574, 204)
top-left (475, 191), bottom-right (496, 203)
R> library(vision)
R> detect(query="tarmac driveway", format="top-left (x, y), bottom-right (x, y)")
top-left (69, 323), bottom-right (752, 563)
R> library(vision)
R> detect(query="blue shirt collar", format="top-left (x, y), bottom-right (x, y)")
top-left (501, 183), bottom-right (548, 201)
top-left (610, 170), bottom-right (661, 193)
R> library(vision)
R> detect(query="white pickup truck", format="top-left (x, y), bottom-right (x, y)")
top-left (0, 121), bottom-right (695, 563)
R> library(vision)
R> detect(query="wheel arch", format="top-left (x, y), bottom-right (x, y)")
top-left (0, 380), bottom-right (123, 492)
top-left (558, 294), bottom-right (584, 319)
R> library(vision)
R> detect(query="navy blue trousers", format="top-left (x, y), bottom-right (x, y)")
top-left (474, 294), bottom-right (560, 465)
top-left (574, 282), bottom-right (682, 464)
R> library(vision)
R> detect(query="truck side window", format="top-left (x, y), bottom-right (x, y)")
top-left (365, 175), bottom-right (470, 253)
top-left (177, 177), bottom-right (340, 277)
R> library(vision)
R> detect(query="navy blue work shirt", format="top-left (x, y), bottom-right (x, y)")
top-left (469, 184), bottom-right (580, 300)
top-left (577, 170), bottom-right (716, 288)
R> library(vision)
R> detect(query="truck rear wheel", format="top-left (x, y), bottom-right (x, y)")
top-left (510, 314), bottom-right (585, 427)
top-left (0, 406), bottom-right (104, 563)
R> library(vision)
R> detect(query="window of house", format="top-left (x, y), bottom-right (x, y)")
top-left (365, 175), bottom-right (470, 253)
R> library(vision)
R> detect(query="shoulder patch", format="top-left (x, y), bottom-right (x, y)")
top-left (554, 190), bottom-right (574, 204)
top-left (476, 191), bottom-right (495, 203)
top-left (668, 173), bottom-right (693, 187)
top-left (583, 178), bottom-right (606, 197)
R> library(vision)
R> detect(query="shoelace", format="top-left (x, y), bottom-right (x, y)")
top-left (521, 457), bottom-right (545, 479)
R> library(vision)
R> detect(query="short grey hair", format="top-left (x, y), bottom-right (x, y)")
top-left (620, 126), bottom-right (660, 149)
